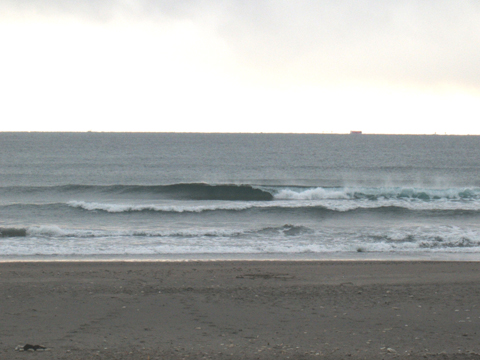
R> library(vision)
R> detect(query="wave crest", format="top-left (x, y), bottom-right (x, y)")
top-left (0, 183), bottom-right (274, 201)
top-left (273, 186), bottom-right (480, 201)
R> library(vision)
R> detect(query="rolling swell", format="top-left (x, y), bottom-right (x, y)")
top-left (0, 183), bottom-right (274, 201)
top-left (0, 227), bottom-right (27, 237)
top-left (154, 183), bottom-right (273, 200)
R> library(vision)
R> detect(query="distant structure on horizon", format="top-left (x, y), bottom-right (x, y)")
top-left (350, 131), bottom-right (362, 134)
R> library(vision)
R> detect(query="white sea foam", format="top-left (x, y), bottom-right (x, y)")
top-left (67, 197), bottom-right (480, 214)
top-left (272, 186), bottom-right (480, 201)
top-left (27, 225), bottom-right (67, 237)
top-left (274, 187), bottom-right (350, 200)
top-left (67, 200), bottom-right (255, 213)
top-left (1, 223), bottom-right (478, 257)
top-left (25, 225), bottom-right (246, 239)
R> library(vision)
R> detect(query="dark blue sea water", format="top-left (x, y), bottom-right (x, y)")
top-left (1, 132), bottom-right (480, 260)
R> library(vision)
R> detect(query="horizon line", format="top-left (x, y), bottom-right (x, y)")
top-left (0, 131), bottom-right (479, 136)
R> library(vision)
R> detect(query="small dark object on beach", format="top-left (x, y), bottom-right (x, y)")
top-left (23, 344), bottom-right (46, 351)
top-left (357, 247), bottom-right (364, 252)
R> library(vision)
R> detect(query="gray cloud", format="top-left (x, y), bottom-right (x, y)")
top-left (1, 0), bottom-right (116, 21)
top-left (3, 0), bottom-right (480, 89)
top-left (213, 0), bottom-right (480, 89)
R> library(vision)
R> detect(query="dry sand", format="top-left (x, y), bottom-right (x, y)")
top-left (2, 261), bottom-right (480, 359)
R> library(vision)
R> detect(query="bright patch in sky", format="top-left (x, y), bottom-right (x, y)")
top-left (1, 1), bottom-right (479, 134)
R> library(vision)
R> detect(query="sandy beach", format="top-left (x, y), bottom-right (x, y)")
top-left (2, 261), bottom-right (480, 359)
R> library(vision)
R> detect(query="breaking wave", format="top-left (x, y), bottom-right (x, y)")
top-left (0, 224), bottom-right (313, 239)
top-left (2, 225), bottom-right (480, 256)
top-left (2, 184), bottom-right (480, 202)
top-left (66, 200), bottom-right (480, 214)
top-left (272, 186), bottom-right (480, 201)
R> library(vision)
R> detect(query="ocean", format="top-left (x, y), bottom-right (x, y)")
top-left (1, 132), bottom-right (480, 261)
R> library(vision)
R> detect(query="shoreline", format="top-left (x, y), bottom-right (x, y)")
top-left (2, 261), bottom-right (480, 359)
top-left (3, 251), bottom-right (480, 262)
top-left (2, 258), bottom-right (480, 263)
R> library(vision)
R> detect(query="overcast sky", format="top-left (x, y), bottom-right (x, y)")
top-left (1, 0), bottom-right (480, 134)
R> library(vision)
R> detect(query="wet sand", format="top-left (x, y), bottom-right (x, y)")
top-left (2, 261), bottom-right (480, 359)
